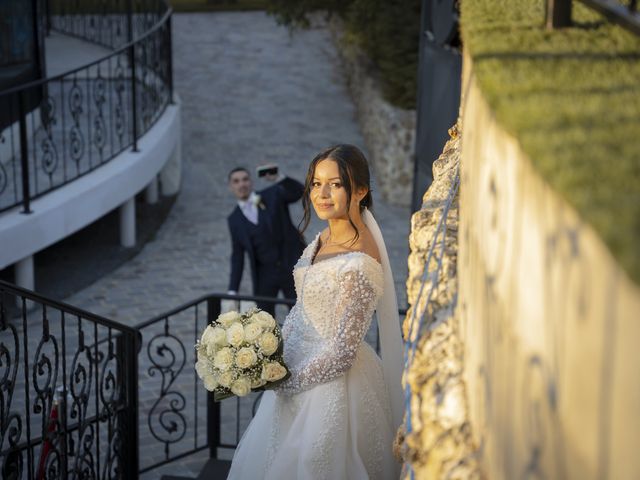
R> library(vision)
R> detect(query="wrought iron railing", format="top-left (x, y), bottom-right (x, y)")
top-left (133, 293), bottom-right (294, 473)
top-left (546, 0), bottom-right (640, 34)
top-left (47, 0), bottom-right (168, 49)
top-left (0, 279), bottom-right (140, 479)
top-left (0, 0), bottom-right (173, 215)
top-left (0, 278), bottom-right (409, 479)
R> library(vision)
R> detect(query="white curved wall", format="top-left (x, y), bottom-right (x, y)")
top-left (0, 101), bottom-right (181, 270)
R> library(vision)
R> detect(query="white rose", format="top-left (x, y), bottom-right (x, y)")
top-left (230, 377), bottom-right (251, 397)
top-left (257, 332), bottom-right (279, 356)
top-left (226, 323), bottom-right (245, 347)
top-left (260, 362), bottom-right (288, 382)
top-left (203, 374), bottom-right (218, 392)
top-left (217, 370), bottom-right (237, 388)
top-left (196, 347), bottom-right (207, 363)
top-left (218, 311), bottom-right (242, 328)
top-left (235, 347), bottom-right (258, 369)
top-left (195, 361), bottom-right (210, 379)
top-left (211, 326), bottom-right (228, 346)
top-left (244, 322), bottom-right (263, 343)
top-left (253, 310), bottom-right (276, 331)
top-left (206, 342), bottom-right (219, 357)
top-left (200, 324), bottom-right (217, 345)
top-left (213, 347), bottom-right (234, 372)
top-left (251, 377), bottom-right (267, 389)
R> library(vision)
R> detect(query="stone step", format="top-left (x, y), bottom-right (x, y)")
top-left (196, 459), bottom-right (232, 480)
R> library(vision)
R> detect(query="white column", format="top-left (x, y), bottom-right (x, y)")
top-left (145, 176), bottom-right (159, 204)
top-left (15, 255), bottom-right (34, 291)
top-left (160, 131), bottom-right (182, 196)
top-left (119, 197), bottom-right (136, 247)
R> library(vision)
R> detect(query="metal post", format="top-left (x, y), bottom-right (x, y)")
top-left (167, 14), bottom-right (174, 104)
top-left (119, 331), bottom-right (140, 478)
top-left (44, 0), bottom-right (52, 35)
top-left (546, 0), bottom-right (572, 29)
top-left (206, 297), bottom-right (221, 458)
top-left (207, 392), bottom-right (221, 459)
top-left (18, 91), bottom-right (32, 214)
top-left (127, 0), bottom-right (139, 152)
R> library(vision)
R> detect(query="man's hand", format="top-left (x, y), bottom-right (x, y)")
top-left (257, 164), bottom-right (282, 183)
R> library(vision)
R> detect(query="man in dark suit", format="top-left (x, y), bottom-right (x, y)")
top-left (227, 166), bottom-right (306, 315)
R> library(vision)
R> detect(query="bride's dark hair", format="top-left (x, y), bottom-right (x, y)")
top-left (299, 144), bottom-right (373, 244)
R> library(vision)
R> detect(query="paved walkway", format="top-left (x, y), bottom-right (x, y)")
top-left (55, 11), bottom-right (412, 478)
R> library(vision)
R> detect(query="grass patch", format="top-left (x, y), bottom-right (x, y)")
top-left (460, 0), bottom-right (640, 285)
top-left (171, 0), bottom-right (268, 12)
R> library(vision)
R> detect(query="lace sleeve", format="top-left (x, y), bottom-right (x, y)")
top-left (277, 267), bottom-right (378, 395)
top-left (281, 303), bottom-right (297, 339)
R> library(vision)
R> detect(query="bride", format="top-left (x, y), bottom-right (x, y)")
top-left (227, 144), bottom-right (404, 480)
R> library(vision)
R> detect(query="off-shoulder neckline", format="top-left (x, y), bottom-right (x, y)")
top-left (308, 232), bottom-right (382, 268)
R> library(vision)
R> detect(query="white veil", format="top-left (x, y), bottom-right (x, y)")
top-left (363, 209), bottom-right (404, 432)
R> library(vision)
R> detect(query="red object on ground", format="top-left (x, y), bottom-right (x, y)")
top-left (36, 400), bottom-right (59, 480)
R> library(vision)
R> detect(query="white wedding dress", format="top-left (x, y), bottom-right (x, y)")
top-left (227, 233), bottom-right (399, 480)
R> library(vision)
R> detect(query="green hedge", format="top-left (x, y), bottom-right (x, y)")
top-left (461, 1), bottom-right (640, 285)
top-left (266, 0), bottom-right (421, 109)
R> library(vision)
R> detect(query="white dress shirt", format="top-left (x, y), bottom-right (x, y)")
top-left (238, 192), bottom-right (259, 225)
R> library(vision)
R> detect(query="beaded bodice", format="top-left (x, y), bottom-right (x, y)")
top-left (278, 234), bottom-right (383, 394)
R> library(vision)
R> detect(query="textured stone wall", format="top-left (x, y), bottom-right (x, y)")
top-left (401, 124), bottom-right (481, 479)
top-left (458, 50), bottom-right (640, 479)
top-left (328, 19), bottom-right (415, 207)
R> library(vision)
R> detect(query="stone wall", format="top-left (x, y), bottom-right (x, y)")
top-left (457, 50), bottom-right (640, 479)
top-left (401, 123), bottom-right (481, 479)
top-left (328, 19), bottom-right (415, 208)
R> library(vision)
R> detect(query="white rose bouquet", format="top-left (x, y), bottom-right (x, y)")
top-left (195, 308), bottom-right (290, 401)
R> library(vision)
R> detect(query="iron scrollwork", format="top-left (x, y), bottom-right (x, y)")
top-left (100, 335), bottom-right (124, 479)
top-left (0, 308), bottom-right (23, 480)
top-left (68, 325), bottom-right (96, 478)
top-left (39, 94), bottom-right (59, 180)
top-left (93, 70), bottom-right (107, 161)
top-left (146, 322), bottom-right (188, 456)
top-left (32, 325), bottom-right (59, 413)
top-left (68, 78), bottom-right (86, 170)
top-left (114, 54), bottom-right (127, 148)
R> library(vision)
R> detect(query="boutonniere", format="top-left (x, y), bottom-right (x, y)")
top-left (253, 194), bottom-right (266, 210)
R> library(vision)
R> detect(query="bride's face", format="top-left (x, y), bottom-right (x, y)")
top-left (310, 159), bottom-right (365, 221)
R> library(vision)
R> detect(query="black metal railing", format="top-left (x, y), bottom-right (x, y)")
top-left (546, 0), bottom-right (640, 35)
top-left (0, 0), bottom-right (173, 215)
top-left (134, 292), bottom-right (408, 473)
top-left (0, 279), bottom-right (140, 479)
top-left (133, 293), bottom-right (295, 473)
top-left (0, 279), bottom-right (409, 478)
top-left (48, 0), bottom-right (167, 49)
